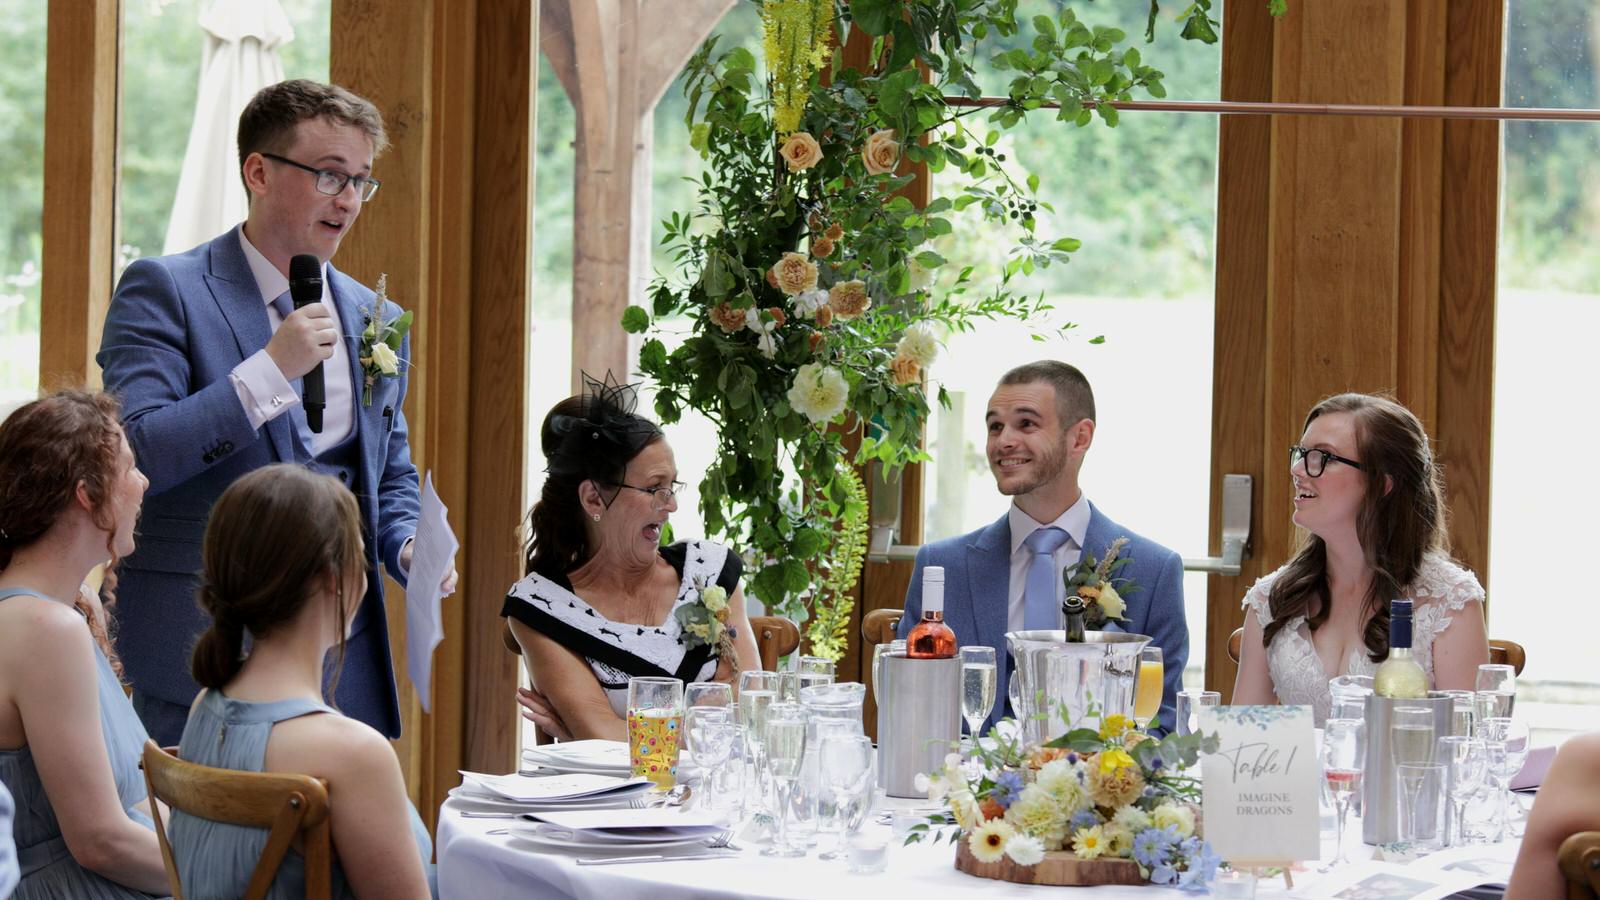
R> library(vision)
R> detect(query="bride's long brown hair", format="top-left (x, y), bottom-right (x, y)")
top-left (1262, 393), bottom-right (1450, 662)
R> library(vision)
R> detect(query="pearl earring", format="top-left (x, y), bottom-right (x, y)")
top-left (591, 513), bottom-right (601, 522)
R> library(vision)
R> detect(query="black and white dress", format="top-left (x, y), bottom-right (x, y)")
top-left (501, 540), bottom-right (743, 717)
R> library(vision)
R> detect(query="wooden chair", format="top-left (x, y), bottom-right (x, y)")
top-left (750, 615), bottom-right (800, 671)
top-left (1560, 831), bottom-right (1600, 899)
top-left (141, 740), bottom-right (332, 900)
top-left (1226, 627), bottom-right (1527, 676)
top-left (862, 608), bottom-right (903, 649)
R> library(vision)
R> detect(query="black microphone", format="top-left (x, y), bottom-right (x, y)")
top-left (288, 254), bottom-right (325, 434)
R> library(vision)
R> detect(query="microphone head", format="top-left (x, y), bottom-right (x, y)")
top-left (289, 254), bottom-right (323, 306)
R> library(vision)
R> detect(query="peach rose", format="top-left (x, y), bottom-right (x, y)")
top-left (828, 279), bottom-right (871, 320)
top-left (779, 132), bottom-right (823, 172)
top-left (862, 129), bottom-right (901, 176)
top-left (709, 302), bottom-right (746, 333)
top-left (808, 210), bottom-right (826, 232)
top-left (770, 252), bottom-right (819, 296)
top-left (890, 353), bottom-right (920, 385)
top-left (767, 307), bottom-right (787, 328)
top-left (814, 305), bottom-right (834, 328)
top-left (808, 332), bottom-right (827, 353)
top-left (825, 222), bottom-right (844, 241)
top-left (766, 267), bottom-right (780, 289)
top-left (811, 237), bottom-right (835, 259)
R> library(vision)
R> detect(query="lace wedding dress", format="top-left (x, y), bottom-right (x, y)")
top-left (1242, 552), bottom-right (1484, 725)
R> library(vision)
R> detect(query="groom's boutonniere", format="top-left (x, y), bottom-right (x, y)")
top-left (676, 576), bottom-right (738, 660)
top-left (1062, 536), bottom-right (1142, 629)
top-left (358, 274), bottom-right (414, 406)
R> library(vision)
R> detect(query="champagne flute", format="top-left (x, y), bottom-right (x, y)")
top-left (1481, 717), bottom-right (1529, 842)
top-left (1133, 646), bottom-right (1164, 730)
top-left (761, 702), bottom-right (808, 858)
top-left (959, 646), bottom-right (997, 753)
top-left (1320, 718), bottom-right (1365, 872)
top-left (817, 734), bottom-right (874, 861)
top-left (1437, 735), bottom-right (1486, 847)
top-left (1175, 690), bottom-right (1219, 737)
top-left (1390, 706), bottom-right (1435, 842)
top-left (1436, 690), bottom-right (1475, 737)
top-left (738, 670), bottom-right (779, 814)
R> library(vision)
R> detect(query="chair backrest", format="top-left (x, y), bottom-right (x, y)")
top-left (1228, 627), bottom-right (1528, 677)
top-left (750, 615), bottom-right (799, 671)
top-left (861, 608), bottom-right (902, 648)
top-left (1559, 830), bottom-right (1600, 899)
top-left (141, 740), bottom-right (333, 900)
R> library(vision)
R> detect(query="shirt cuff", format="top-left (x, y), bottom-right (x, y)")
top-left (398, 536), bottom-right (415, 577)
top-left (229, 350), bottom-right (299, 430)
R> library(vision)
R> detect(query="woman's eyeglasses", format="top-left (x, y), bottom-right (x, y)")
top-left (1290, 445), bottom-right (1363, 477)
top-left (609, 480), bottom-right (686, 509)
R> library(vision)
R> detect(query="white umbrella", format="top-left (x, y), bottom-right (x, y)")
top-left (162, 0), bottom-right (293, 255)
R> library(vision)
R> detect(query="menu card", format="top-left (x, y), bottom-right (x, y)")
top-left (1197, 705), bottom-right (1320, 864)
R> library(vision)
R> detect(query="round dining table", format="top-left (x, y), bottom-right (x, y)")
top-left (435, 794), bottom-right (1470, 900)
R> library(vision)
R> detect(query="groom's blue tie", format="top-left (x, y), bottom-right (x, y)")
top-left (1023, 526), bottom-right (1071, 631)
top-left (271, 290), bottom-right (316, 457)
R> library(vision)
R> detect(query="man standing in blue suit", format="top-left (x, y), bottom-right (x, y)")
top-left (99, 80), bottom-right (452, 745)
top-left (899, 361), bottom-right (1188, 735)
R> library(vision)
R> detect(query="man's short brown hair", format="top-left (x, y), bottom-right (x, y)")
top-left (997, 360), bottom-right (1096, 428)
top-left (236, 79), bottom-right (388, 185)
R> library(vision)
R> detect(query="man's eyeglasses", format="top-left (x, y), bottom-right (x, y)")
top-left (609, 480), bottom-right (686, 510)
top-left (261, 153), bottom-right (381, 202)
top-left (1290, 445), bottom-right (1363, 478)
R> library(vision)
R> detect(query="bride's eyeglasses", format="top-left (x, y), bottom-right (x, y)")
top-left (1289, 445), bottom-right (1363, 477)
top-left (608, 480), bottom-right (686, 510)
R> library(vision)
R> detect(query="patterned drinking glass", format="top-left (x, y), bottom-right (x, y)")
top-left (626, 676), bottom-right (684, 788)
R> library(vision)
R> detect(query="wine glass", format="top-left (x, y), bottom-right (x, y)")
top-left (1320, 718), bottom-right (1365, 872)
top-left (1436, 689), bottom-right (1475, 737)
top-left (1133, 646), bottom-right (1164, 730)
top-left (761, 702), bottom-right (808, 858)
top-left (1437, 735), bottom-right (1486, 847)
top-left (737, 670), bottom-right (779, 814)
top-left (1480, 717), bottom-right (1529, 842)
top-left (959, 646), bottom-right (997, 751)
top-left (817, 734), bottom-right (875, 861)
top-left (684, 681), bottom-right (732, 756)
top-left (1474, 665), bottom-right (1516, 729)
top-left (1175, 690), bottom-right (1220, 737)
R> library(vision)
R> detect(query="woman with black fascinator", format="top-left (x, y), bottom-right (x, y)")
top-left (503, 375), bottom-right (760, 740)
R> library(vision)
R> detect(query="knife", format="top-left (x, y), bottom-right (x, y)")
top-left (576, 851), bottom-right (740, 866)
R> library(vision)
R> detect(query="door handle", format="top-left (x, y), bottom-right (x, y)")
top-left (1181, 473), bottom-right (1252, 576)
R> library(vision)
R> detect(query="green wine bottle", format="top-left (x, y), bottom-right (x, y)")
top-left (1062, 594), bottom-right (1087, 643)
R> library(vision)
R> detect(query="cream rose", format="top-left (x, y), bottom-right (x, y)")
top-left (862, 129), bottom-right (901, 176)
top-left (370, 342), bottom-right (400, 376)
top-left (828, 279), bottom-right (871, 320)
top-left (1097, 582), bottom-right (1127, 620)
top-left (779, 131), bottom-right (823, 172)
top-left (701, 585), bottom-right (728, 614)
top-left (1151, 803), bottom-right (1196, 838)
top-left (786, 363), bottom-right (849, 424)
top-left (896, 323), bottom-right (938, 367)
top-left (770, 251), bottom-right (819, 296)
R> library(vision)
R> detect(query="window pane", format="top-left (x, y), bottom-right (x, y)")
top-left (1493, 0), bottom-right (1600, 746)
top-left (925, 2), bottom-right (1220, 689)
top-left (0, 2), bottom-right (47, 415)
top-left (120, 0), bottom-right (329, 268)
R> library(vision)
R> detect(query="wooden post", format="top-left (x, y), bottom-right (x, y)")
top-left (40, 0), bottom-right (120, 389)
top-left (541, 0), bottom-right (734, 391)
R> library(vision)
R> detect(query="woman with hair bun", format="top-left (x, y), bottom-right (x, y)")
top-left (0, 390), bottom-right (168, 897)
top-left (506, 375), bottom-right (760, 741)
top-left (1232, 393), bottom-right (1490, 723)
top-left (171, 464), bottom-right (433, 899)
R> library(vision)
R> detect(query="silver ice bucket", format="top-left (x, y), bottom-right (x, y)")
top-left (1362, 692), bottom-right (1453, 845)
top-left (875, 653), bottom-right (961, 798)
top-left (1006, 630), bottom-right (1151, 745)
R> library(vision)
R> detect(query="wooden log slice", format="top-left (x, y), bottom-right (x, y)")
top-left (954, 841), bottom-right (1145, 886)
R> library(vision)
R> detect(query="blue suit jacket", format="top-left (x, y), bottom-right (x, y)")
top-left (97, 227), bottom-right (420, 738)
top-left (898, 502), bottom-right (1188, 736)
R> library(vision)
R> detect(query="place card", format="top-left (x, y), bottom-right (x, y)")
top-left (1197, 705), bottom-right (1320, 865)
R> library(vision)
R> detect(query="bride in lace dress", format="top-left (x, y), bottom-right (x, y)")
top-left (1232, 393), bottom-right (1489, 725)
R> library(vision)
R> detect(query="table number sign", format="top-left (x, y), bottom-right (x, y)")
top-left (1198, 705), bottom-right (1320, 865)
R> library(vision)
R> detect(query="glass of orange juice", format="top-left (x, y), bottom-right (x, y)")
top-left (1133, 646), bottom-right (1164, 730)
top-left (627, 676), bottom-right (685, 788)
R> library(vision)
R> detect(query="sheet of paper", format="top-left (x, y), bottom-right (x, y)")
top-left (457, 771), bottom-right (653, 802)
top-left (1198, 705), bottom-right (1321, 865)
top-left (522, 808), bottom-right (727, 837)
top-left (405, 471), bottom-right (458, 712)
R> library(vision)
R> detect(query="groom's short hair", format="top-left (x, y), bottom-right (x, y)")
top-left (998, 361), bottom-right (1095, 428)
top-left (237, 80), bottom-right (389, 187)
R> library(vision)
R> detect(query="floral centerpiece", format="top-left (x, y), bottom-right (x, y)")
top-left (626, 1), bottom-right (1291, 655)
top-left (909, 712), bottom-right (1225, 890)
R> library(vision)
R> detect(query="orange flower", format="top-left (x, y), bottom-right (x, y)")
top-left (766, 267), bottom-right (780, 289)
top-left (779, 131), bottom-right (822, 172)
top-left (709, 302), bottom-right (746, 334)
top-left (1029, 746), bottom-right (1070, 768)
top-left (808, 332), bottom-right (827, 353)
top-left (890, 353), bottom-right (920, 385)
top-left (770, 252), bottom-right (819, 296)
top-left (828, 279), bottom-right (870, 320)
top-left (814, 305), bottom-right (834, 328)
top-left (979, 798), bottom-right (1005, 821)
top-left (808, 210), bottom-right (826, 232)
top-left (811, 237), bottom-right (835, 258)
top-left (825, 222), bottom-right (844, 241)
top-left (767, 307), bottom-right (787, 328)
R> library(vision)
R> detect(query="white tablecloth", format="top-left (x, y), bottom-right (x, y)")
top-left (437, 797), bottom-right (1346, 900)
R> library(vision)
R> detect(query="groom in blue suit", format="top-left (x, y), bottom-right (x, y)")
top-left (899, 361), bottom-right (1188, 735)
top-left (98, 80), bottom-right (450, 744)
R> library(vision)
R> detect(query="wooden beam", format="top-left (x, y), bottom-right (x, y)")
top-left (41, 0), bottom-right (120, 389)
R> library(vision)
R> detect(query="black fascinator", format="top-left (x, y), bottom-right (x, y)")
top-left (542, 371), bottom-right (663, 482)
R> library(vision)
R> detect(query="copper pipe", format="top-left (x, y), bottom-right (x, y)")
top-left (943, 96), bottom-right (1600, 122)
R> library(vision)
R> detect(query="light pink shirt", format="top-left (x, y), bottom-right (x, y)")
top-left (1006, 492), bottom-right (1090, 633)
top-left (226, 228), bottom-right (355, 455)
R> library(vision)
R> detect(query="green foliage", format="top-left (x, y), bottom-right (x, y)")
top-left (632, 2), bottom-right (1272, 626)
top-left (802, 462), bottom-right (868, 659)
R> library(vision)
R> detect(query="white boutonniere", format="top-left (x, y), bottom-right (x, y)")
top-left (676, 577), bottom-right (739, 663)
top-left (358, 274), bottom-right (414, 406)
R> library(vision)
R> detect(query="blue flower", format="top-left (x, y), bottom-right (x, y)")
top-left (1149, 756), bottom-right (1165, 770)
top-left (1132, 827), bottom-right (1176, 869)
top-left (1069, 809), bottom-right (1101, 832)
top-left (1176, 840), bottom-right (1222, 893)
top-left (1149, 863), bottom-right (1178, 885)
top-left (991, 770), bottom-right (1024, 809)
top-left (1066, 752), bottom-right (1079, 764)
